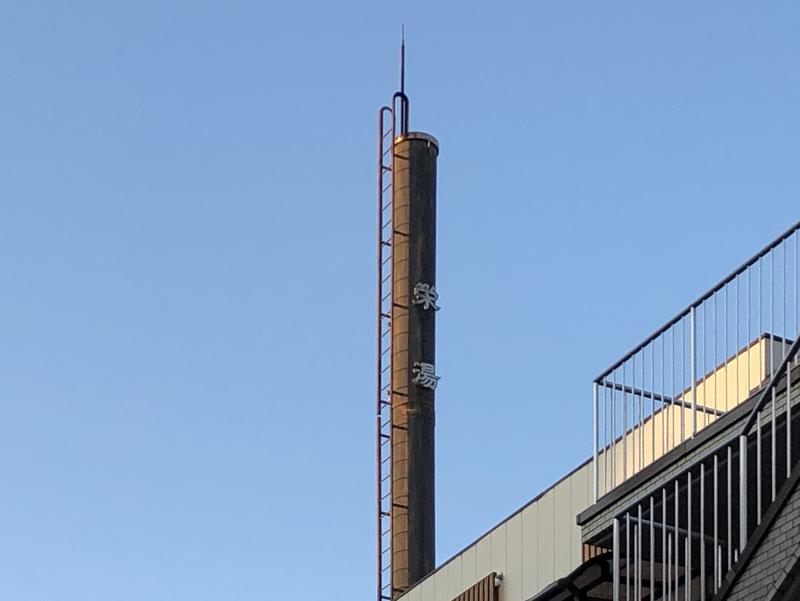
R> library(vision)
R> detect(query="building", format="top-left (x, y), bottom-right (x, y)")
top-left (375, 56), bottom-right (800, 601)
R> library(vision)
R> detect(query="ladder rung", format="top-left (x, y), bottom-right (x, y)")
top-left (380, 433), bottom-right (390, 440)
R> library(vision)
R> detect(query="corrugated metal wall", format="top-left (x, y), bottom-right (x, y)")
top-left (399, 461), bottom-right (593, 601)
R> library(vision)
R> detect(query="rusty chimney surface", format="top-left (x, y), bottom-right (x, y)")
top-left (391, 132), bottom-right (439, 596)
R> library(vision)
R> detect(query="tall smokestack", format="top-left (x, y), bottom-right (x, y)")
top-left (391, 131), bottom-right (439, 595)
top-left (376, 37), bottom-right (439, 601)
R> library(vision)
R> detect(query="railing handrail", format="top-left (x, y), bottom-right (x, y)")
top-left (741, 334), bottom-right (800, 434)
top-left (595, 219), bottom-right (800, 383)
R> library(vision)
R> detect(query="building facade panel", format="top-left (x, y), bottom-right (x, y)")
top-left (397, 463), bottom-right (593, 601)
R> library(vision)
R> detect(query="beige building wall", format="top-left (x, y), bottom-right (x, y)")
top-left (398, 462), bottom-right (593, 601)
top-left (597, 336), bottom-right (791, 492)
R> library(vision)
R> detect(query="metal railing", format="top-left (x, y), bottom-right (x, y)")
top-left (593, 220), bottom-right (800, 501)
top-left (610, 330), bottom-right (800, 600)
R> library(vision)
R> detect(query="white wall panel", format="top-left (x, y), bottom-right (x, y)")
top-left (536, 489), bottom-right (555, 587)
top-left (405, 585), bottom-right (422, 601)
top-left (553, 478), bottom-right (573, 577)
top-left (475, 534), bottom-right (492, 585)
top-left (520, 501), bottom-right (540, 599)
top-left (434, 561), bottom-right (450, 601)
top-left (461, 544), bottom-right (477, 589)
top-left (447, 555), bottom-right (462, 601)
top-left (505, 513), bottom-right (523, 601)
top-left (397, 461), bottom-right (594, 601)
top-left (419, 574), bottom-right (436, 601)
top-left (490, 523), bottom-right (507, 577)
top-left (570, 465), bottom-right (591, 564)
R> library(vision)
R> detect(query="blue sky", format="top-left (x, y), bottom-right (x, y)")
top-left (2, 2), bottom-right (800, 600)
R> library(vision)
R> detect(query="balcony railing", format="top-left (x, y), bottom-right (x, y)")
top-left (609, 322), bottom-right (800, 600)
top-left (593, 220), bottom-right (800, 502)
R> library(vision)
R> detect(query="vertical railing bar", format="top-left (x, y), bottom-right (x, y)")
top-left (772, 252), bottom-right (777, 503)
top-left (784, 240), bottom-right (787, 356)
top-left (593, 382), bottom-right (599, 503)
top-left (675, 479), bottom-right (680, 600)
top-left (668, 532), bottom-right (673, 601)
top-left (684, 537), bottom-right (690, 601)
top-left (627, 512), bottom-right (631, 601)
top-left (772, 387), bottom-right (777, 502)
top-left (682, 317), bottom-right (686, 443)
top-left (757, 407), bottom-right (762, 524)
top-left (636, 517), bottom-right (642, 601)
top-left (652, 344), bottom-right (656, 464)
top-left (662, 487), bottom-right (668, 601)
top-left (747, 266), bottom-right (751, 400)
top-left (736, 274), bottom-right (740, 411)
top-left (714, 293), bottom-right (727, 422)
top-left (691, 306), bottom-right (698, 437)
top-left (672, 327), bottom-right (676, 451)
top-left (634, 523), bottom-right (639, 601)
top-left (739, 434), bottom-right (748, 551)
top-left (603, 385), bottom-right (614, 494)
top-left (634, 353), bottom-right (639, 475)
top-left (632, 354), bottom-right (637, 478)
top-left (713, 453), bottom-right (719, 594)
top-left (613, 517), bottom-right (620, 601)
top-left (724, 286), bottom-right (729, 413)
top-left (757, 258), bottom-right (763, 525)
top-left (788, 366), bottom-right (793, 480)
top-left (700, 461), bottom-right (706, 600)
top-left (727, 445), bottom-right (732, 571)
top-left (662, 335), bottom-right (667, 460)
top-left (640, 351), bottom-right (645, 473)
top-left (623, 363), bottom-right (628, 482)
top-left (703, 302), bottom-right (708, 429)
top-left (650, 495), bottom-right (655, 601)
top-left (639, 504), bottom-right (643, 601)
top-left (687, 471), bottom-right (692, 601)
top-left (612, 368), bottom-right (617, 489)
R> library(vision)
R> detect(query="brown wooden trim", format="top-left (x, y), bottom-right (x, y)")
top-left (451, 573), bottom-right (497, 601)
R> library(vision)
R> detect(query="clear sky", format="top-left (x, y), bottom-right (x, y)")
top-left (2, 2), bottom-right (800, 600)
